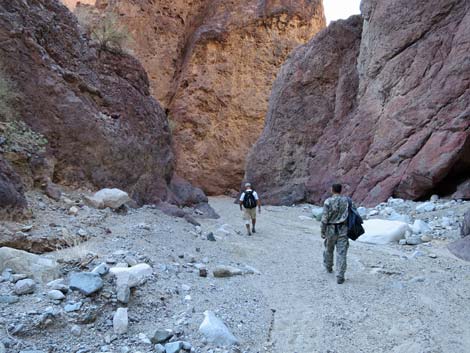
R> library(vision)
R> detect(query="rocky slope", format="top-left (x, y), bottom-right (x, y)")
top-left (0, 0), bottom-right (208, 211)
top-left (246, 0), bottom-right (470, 206)
top-left (67, 0), bottom-right (326, 195)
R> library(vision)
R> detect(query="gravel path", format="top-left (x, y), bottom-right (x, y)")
top-left (205, 197), bottom-right (470, 353)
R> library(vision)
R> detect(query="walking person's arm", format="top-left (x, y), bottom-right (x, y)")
top-left (320, 202), bottom-right (330, 239)
top-left (257, 199), bottom-right (261, 214)
top-left (239, 192), bottom-right (245, 211)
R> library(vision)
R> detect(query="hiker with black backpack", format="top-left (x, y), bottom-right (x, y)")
top-left (239, 183), bottom-right (261, 236)
top-left (321, 183), bottom-right (363, 284)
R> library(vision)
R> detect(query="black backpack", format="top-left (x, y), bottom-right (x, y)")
top-left (347, 198), bottom-right (365, 241)
top-left (243, 190), bottom-right (257, 209)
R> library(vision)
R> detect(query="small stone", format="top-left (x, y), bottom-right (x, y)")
top-left (415, 202), bottom-right (436, 213)
top-left (64, 302), bottom-right (82, 312)
top-left (182, 342), bottom-right (192, 350)
top-left (69, 206), bottom-right (79, 216)
top-left (47, 290), bottom-right (65, 300)
top-left (14, 279), bottom-right (36, 295)
top-left (421, 235), bottom-right (432, 243)
top-left (406, 237), bottom-right (423, 246)
top-left (165, 341), bottom-right (184, 353)
top-left (11, 274), bottom-right (28, 283)
top-left (199, 268), bottom-right (208, 277)
top-left (199, 311), bottom-right (239, 346)
top-left (21, 224), bottom-right (33, 232)
top-left (92, 263), bottom-right (110, 276)
top-left (150, 329), bottom-right (174, 344)
top-left (411, 220), bottom-right (431, 234)
top-left (77, 228), bottom-right (88, 237)
top-left (206, 232), bottom-right (216, 241)
top-left (69, 272), bottom-right (103, 296)
top-left (429, 253), bottom-right (438, 259)
top-left (430, 194), bottom-right (439, 202)
top-left (181, 284), bottom-right (191, 291)
top-left (71, 324), bottom-right (82, 337)
top-left (0, 294), bottom-right (19, 304)
top-left (398, 239), bottom-right (407, 245)
top-left (113, 308), bottom-right (128, 335)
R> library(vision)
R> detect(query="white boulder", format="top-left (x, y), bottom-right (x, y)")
top-left (85, 188), bottom-right (131, 209)
top-left (199, 311), bottom-right (239, 346)
top-left (357, 220), bottom-right (409, 245)
top-left (113, 308), bottom-right (128, 334)
top-left (415, 202), bottom-right (436, 213)
top-left (0, 247), bottom-right (60, 282)
top-left (411, 220), bottom-right (431, 234)
top-left (109, 263), bottom-right (152, 288)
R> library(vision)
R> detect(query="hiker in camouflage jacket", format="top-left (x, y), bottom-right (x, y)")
top-left (321, 183), bottom-right (350, 284)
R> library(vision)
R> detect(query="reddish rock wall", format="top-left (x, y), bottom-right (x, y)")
top-left (246, 0), bottom-right (470, 206)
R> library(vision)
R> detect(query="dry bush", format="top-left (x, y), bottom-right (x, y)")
top-left (75, 6), bottom-right (131, 54)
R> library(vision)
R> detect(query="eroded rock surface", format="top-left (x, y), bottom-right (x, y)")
top-left (69, 0), bottom-right (326, 195)
top-left (246, 0), bottom-right (470, 206)
top-left (0, 0), bottom-right (176, 205)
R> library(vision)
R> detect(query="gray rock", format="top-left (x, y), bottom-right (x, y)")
top-left (411, 220), bottom-right (431, 234)
top-left (14, 278), bottom-right (36, 295)
top-left (213, 265), bottom-right (243, 278)
top-left (165, 341), bottom-right (184, 353)
top-left (154, 344), bottom-right (166, 353)
top-left (91, 263), bottom-right (110, 276)
top-left (64, 302), bottom-right (82, 312)
top-left (117, 285), bottom-right (130, 304)
top-left (69, 272), bottom-right (103, 296)
top-left (109, 263), bottom-right (152, 288)
top-left (11, 274), bottom-right (28, 283)
top-left (113, 308), bottom-right (128, 335)
top-left (207, 232), bottom-right (216, 241)
top-left (150, 329), bottom-right (174, 344)
top-left (0, 294), bottom-right (19, 304)
top-left (415, 202), bottom-right (435, 213)
top-left (86, 188), bottom-right (131, 209)
top-left (71, 324), bottom-right (82, 337)
top-left (199, 311), bottom-right (239, 346)
top-left (406, 237), bottom-right (423, 245)
top-left (311, 206), bottom-right (323, 221)
top-left (0, 247), bottom-right (60, 282)
top-left (47, 289), bottom-right (65, 300)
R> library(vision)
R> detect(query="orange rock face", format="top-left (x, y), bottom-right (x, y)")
top-left (62, 0), bottom-right (326, 194)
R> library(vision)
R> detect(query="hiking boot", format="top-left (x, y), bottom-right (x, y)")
top-left (337, 277), bottom-right (345, 284)
top-left (252, 228), bottom-right (256, 233)
top-left (325, 267), bottom-right (333, 273)
top-left (247, 231), bottom-right (252, 236)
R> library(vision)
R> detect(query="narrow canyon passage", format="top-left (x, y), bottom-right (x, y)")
top-left (204, 198), bottom-right (470, 353)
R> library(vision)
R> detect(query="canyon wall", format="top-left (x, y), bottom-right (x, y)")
top-left (246, 0), bottom-right (470, 206)
top-left (0, 0), bottom-right (205, 208)
top-left (65, 0), bottom-right (326, 195)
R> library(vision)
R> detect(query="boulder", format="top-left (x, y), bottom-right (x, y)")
top-left (86, 188), bottom-right (131, 210)
top-left (411, 220), bottom-right (432, 234)
top-left (14, 278), bottom-right (36, 295)
top-left (415, 202), bottom-right (436, 213)
top-left (246, 0), bottom-right (470, 206)
top-left (164, 342), bottom-right (184, 353)
top-left (69, 272), bottom-right (103, 296)
top-left (213, 265), bottom-right (243, 278)
top-left (109, 263), bottom-right (152, 288)
top-left (44, 182), bottom-right (62, 201)
top-left (357, 220), bottom-right (409, 245)
top-left (150, 329), bottom-right (174, 344)
top-left (448, 236), bottom-right (470, 262)
top-left (198, 310), bottom-right (239, 346)
top-left (0, 247), bottom-right (60, 282)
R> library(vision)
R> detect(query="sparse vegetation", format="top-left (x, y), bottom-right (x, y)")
top-left (0, 70), bottom-right (16, 120)
top-left (75, 6), bottom-right (131, 54)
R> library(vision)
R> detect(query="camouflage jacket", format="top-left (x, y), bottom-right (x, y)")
top-left (321, 195), bottom-right (349, 236)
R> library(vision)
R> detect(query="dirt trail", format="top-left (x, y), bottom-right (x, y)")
top-left (204, 197), bottom-right (470, 353)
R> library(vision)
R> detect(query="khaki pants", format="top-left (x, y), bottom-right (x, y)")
top-left (243, 208), bottom-right (257, 225)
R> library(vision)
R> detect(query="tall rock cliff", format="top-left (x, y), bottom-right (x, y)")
top-left (0, 0), bottom-right (205, 208)
top-left (246, 0), bottom-right (470, 206)
top-left (64, 0), bottom-right (326, 195)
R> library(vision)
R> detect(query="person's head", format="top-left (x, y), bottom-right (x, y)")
top-left (244, 182), bottom-right (252, 190)
top-left (332, 183), bottom-right (342, 194)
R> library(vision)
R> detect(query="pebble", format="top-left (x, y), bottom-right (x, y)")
top-left (113, 308), bottom-right (128, 334)
top-left (64, 302), bottom-right (82, 312)
top-left (154, 344), bottom-right (166, 353)
top-left (47, 290), bottom-right (65, 300)
top-left (165, 341), bottom-right (184, 353)
top-left (206, 232), bottom-right (216, 241)
top-left (181, 284), bottom-right (191, 291)
top-left (69, 206), bottom-right (79, 215)
top-left (117, 285), bottom-right (131, 304)
top-left (138, 333), bottom-right (151, 344)
top-left (71, 324), bottom-right (82, 337)
top-left (14, 279), bottom-right (36, 295)
top-left (92, 263), bottom-right (110, 276)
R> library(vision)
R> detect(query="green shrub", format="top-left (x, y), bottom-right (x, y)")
top-left (75, 7), bottom-right (131, 54)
